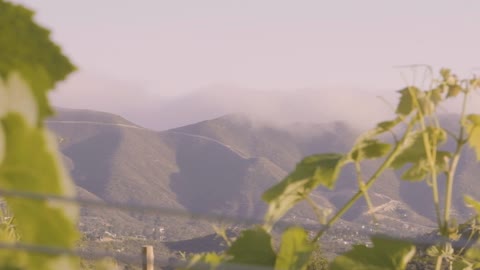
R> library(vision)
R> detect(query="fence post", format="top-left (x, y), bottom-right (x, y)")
top-left (142, 245), bottom-right (154, 270)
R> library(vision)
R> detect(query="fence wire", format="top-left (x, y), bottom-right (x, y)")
top-left (0, 188), bottom-right (461, 269)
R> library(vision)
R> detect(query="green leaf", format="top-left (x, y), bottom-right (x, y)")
top-left (399, 150), bottom-right (451, 182)
top-left (428, 87), bottom-right (444, 105)
top-left (396, 87), bottom-right (421, 116)
top-left (440, 68), bottom-right (451, 81)
top-left (262, 154), bottom-right (346, 225)
top-left (376, 118), bottom-right (401, 134)
top-left (391, 127), bottom-right (447, 169)
top-left (464, 114), bottom-right (480, 160)
top-left (226, 227), bottom-right (276, 267)
top-left (351, 139), bottom-right (391, 161)
top-left (275, 227), bottom-right (315, 270)
top-left (452, 258), bottom-right (474, 270)
top-left (401, 160), bottom-right (428, 181)
top-left (452, 248), bottom-right (480, 270)
top-left (0, 113), bottom-right (79, 269)
top-left (465, 248), bottom-right (480, 269)
top-left (447, 84), bottom-right (462, 98)
top-left (330, 236), bottom-right (416, 270)
top-left (470, 78), bottom-right (480, 90)
top-left (395, 87), bottom-right (438, 116)
top-left (464, 196), bottom-right (480, 217)
top-left (0, 0), bottom-right (75, 121)
top-left (184, 252), bottom-right (227, 270)
top-left (467, 114), bottom-right (480, 126)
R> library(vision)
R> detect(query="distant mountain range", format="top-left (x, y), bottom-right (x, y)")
top-left (47, 108), bottom-right (479, 242)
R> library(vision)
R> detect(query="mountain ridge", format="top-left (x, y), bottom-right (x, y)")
top-left (47, 109), bottom-right (479, 243)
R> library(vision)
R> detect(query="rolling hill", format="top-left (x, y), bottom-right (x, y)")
top-left (46, 108), bottom-right (479, 245)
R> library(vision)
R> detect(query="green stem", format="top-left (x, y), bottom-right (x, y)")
top-left (312, 122), bottom-right (415, 242)
top-left (304, 195), bottom-right (328, 225)
top-left (355, 162), bottom-right (377, 223)
top-left (444, 92), bottom-right (468, 234)
top-left (407, 86), bottom-right (443, 229)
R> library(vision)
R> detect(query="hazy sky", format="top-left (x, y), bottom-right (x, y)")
top-left (13, 0), bottom-right (480, 96)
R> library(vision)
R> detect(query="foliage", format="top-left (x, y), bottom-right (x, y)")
top-left (0, 0), bottom-right (76, 121)
top-left (2, 0), bottom-right (480, 269)
top-left (184, 67), bottom-right (480, 270)
top-left (330, 236), bottom-right (416, 270)
top-left (0, 0), bottom-right (82, 269)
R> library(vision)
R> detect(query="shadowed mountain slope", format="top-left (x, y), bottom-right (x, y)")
top-left (47, 109), bottom-right (480, 241)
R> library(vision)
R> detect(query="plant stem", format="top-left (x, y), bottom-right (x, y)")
top-left (355, 162), bottom-right (377, 223)
top-left (443, 92), bottom-right (468, 233)
top-left (312, 122), bottom-right (415, 242)
top-left (408, 86), bottom-right (443, 229)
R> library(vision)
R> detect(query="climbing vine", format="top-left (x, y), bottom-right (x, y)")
top-left (185, 68), bottom-right (480, 270)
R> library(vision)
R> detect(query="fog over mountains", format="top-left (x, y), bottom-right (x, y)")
top-left (50, 72), bottom-right (401, 131)
top-left (47, 106), bottom-right (480, 243)
top-left (51, 72), bottom-right (480, 132)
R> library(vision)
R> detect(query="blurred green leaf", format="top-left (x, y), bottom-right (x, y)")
top-left (391, 127), bottom-right (448, 181)
top-left (330, 236), bottom-right (416, 270)
top-left (262, 154), bottom-right (346, 225)
top-left (401, 160), bottom-right (428, 181)
top-left (275, 227), bottom-right (315, 270)
top-left (447, 84), bottom-right (462, 98)
top-left (0, 0), bottom-right (75, 121)
top-left (465, 196), bottom-right (480, 217)
top-left (226, 227), bottom-right (276, 267)
top-left (351, 139), bottom-right (391, 161)
top-left (0, 113), bottom-right (79, 269)
top-left (464, 114), bottom-right (480, 160)
top-left (396, 87), bottom-right (421, 116)
top-left (376, 118), bottom-right (401, 134)
top-left (429, 87), bottom-right (444, 105)
top-left (440, 68), bottom-right (452, 81)
top-left (184, 252), bottom-right (227, 270)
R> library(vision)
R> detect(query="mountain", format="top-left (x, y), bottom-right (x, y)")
top-left (52, 72), bottom-right (397, 131)
top-left (47, 108), bottom-right (480, 245)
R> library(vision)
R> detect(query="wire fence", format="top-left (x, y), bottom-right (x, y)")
top-left (0, 188), bottom-right (327, 269)
top-left (0, 187), bottom-right (458, 269)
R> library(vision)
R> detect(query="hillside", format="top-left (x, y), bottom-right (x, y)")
top-left (46, 109), bottom-right (480, 249)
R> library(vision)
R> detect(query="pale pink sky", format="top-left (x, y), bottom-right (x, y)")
top-left (13, 0), bottom-right (480, 96)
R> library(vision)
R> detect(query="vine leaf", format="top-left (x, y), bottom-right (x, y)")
top-left (440, 68), bottom-right (451, 81)
top-left (330, 236), bottom-right (416, 270)
top-left (0, 113), bottom-right (79, 269)
top-left (429, 87), bottom-right (444, 105)
top-left (275, 227), bottom-right (315, 270)
top-left (463, 114), bottom-right (480, 161)
top-left (452, 248), bottom-right (480, 270)
top-left (391, 127), bottom-right (449, 181)
top-left (465, 196), bottom-right (480, 222)
top-left (0, 0), bottom-right (76, 121)
top-left (447, 84), bottom-right (462, 98)
top-left (262, 153), bottom-right (346, 225)
top-left (226, 227), bottom-right (276, 267)
top-left (183, 253), bottom-right (227, 270)
top-left (396, 87), bottom-right (421, 116)
top-left (464, 249), bottom-right (480, 269)
top-left (395, 87), bottom-right (437, 116)
top-left (375, 118), bottom-right (401, 134)
top-left (351, 139), bottom-right (391, 161)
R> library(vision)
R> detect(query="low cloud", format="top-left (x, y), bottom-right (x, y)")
top-left (50, 71), bottom-right (479, 132)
